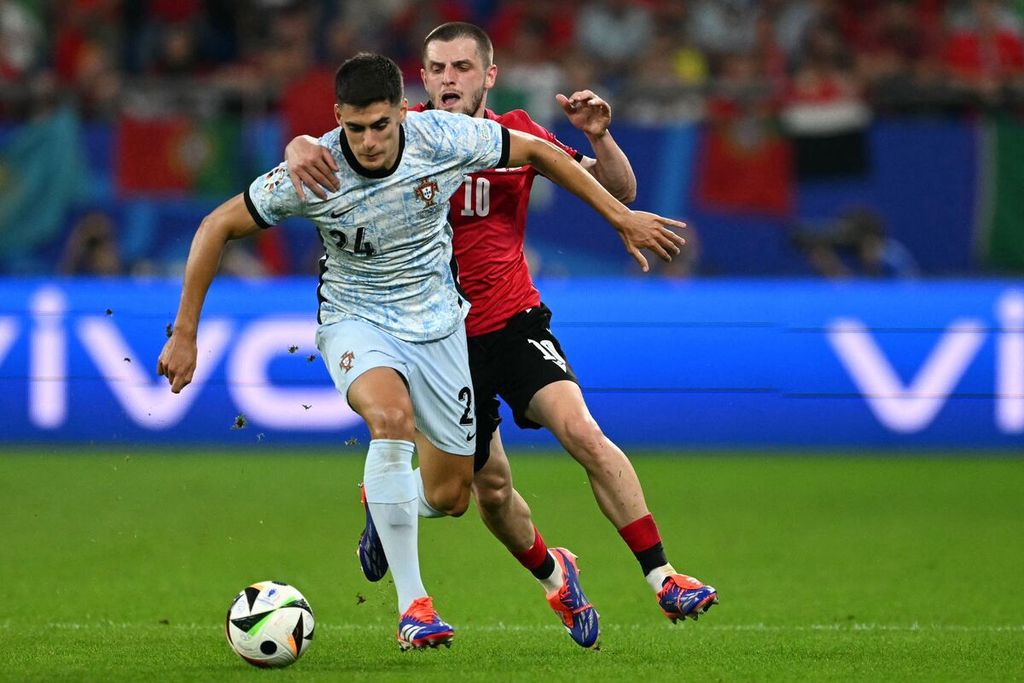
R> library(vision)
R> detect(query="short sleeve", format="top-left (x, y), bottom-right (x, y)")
top-left (425, 111), bottom-right (509, 174)
top-left (245, 164), bottom-right (305, 228)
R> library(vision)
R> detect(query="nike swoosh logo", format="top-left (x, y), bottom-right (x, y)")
top-left (465, 432), bottom-right (476, 441)
top-left (330, 206), bottom-right (355, 218)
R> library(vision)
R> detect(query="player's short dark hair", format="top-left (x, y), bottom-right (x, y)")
top-left (334, 53), bottom-right (404, 107)
top-left (422, 22), bottom-right (494, 67)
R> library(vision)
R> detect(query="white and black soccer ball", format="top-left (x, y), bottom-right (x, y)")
top-left (225, 581), bottom-right (315, 668)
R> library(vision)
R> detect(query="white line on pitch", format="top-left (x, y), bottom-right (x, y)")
top-left (3, 622), bottom-right (1023, 633)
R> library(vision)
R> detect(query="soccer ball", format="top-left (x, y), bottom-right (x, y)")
top-left (224, 581), bottom-right (315, 668)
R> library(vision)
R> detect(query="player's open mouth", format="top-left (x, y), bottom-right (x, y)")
top-left (440, 93), bottom-right (461, 106)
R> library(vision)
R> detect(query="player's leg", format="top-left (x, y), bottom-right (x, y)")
top-left (472, 427), bottom-right (599, 648)
top-left (405, 325), bottom-right (478, 518)
top-left (494, 305), bottom-right (648, 526)
top-left (525, 376), bottom-right (717, 622)
top-left (526, 380), bottom-right (645, 528)
top-left (414, 431), bottom-right (473, 517)
top-left (388, 325), bottom-right (483, 648)
top-left (317, 321), bottom-right (452, 649)
top-left (350, 371), bottom-right (459, 650)
top-left (502, 304), bottom-right (717, 622)
top-left (464, 355), bottom-right (538, 556)
top-left (472, 427), bottom-right (536, 556)
top-left (346, 367), bottom-right (426, 609)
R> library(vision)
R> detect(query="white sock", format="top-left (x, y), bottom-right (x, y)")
top-left (414, 467), bottom-right (445, 518)
top-left (363, 439), bottom-right (426, 613)
top-left (645, 564), bottom-right (677, 593)
top-left (540, 552), bottom-right (564, 594)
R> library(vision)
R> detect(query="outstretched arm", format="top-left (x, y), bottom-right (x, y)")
top-left (156, 194), bottom-right (260, 393)
top-left (557, 90), bottom-right (636, 204)
top-left (506, 130), bottom-right (682, 272)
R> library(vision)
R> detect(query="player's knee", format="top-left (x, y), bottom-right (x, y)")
top-left (561, 415), bottom-right (606, 458)
top-left (362, 406), bottom-right (414, 440)
top-left (448, 495), bottom-right (470, 517)
top-left (430, 483), bottom-right (471, 517)
top-left (423, 466), bottom-right (473, 516)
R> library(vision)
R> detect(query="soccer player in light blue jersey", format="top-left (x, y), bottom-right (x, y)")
top-left (157, 53), bottom-right (684, 651)
top-left (287, 24), bottom-right (718, 649)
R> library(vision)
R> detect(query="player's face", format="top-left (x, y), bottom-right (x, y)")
top-left (334, 99), bottom-right (408, 171)
top-left (421, 37), bottom-right (496, 118)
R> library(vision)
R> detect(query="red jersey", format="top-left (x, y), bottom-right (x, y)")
top-left (411, 104), bottom-right (581, 337)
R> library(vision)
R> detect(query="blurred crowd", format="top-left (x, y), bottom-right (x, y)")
top-left (3, 0), bottom-right (1024, 125)
top-left (4, 0), bottom-right (1022, 280)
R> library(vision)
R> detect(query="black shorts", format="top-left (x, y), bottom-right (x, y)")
top-left (467, 303), bottom-right (578, 470)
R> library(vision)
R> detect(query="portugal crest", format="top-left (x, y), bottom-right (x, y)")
top-left (414, 177), bottom-right (440, 207)
top-left (340, 351), bottom-right (355, 373)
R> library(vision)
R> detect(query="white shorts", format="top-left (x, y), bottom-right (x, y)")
top-left (316, 318), bottom-right (476, 456)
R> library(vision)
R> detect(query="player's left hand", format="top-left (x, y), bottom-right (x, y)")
top-left (556, 90), bottom-right (612, 138)
top-left (615, 211), bottom-right (686, 273)
top-left (285, 136), bottom-right (340, 201)
top-left (156, 332), bottom-right (198, 394)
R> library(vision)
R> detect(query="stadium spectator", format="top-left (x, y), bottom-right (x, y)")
top-left (690, 0), bottom-right (761, 60)
top-left (0, 0), bottom-right (43, 82)
top-left (488, 18), bottom-right (566, 124)
top-left (51, 0), bottom-right (122, 119)
top-left (271, 4), bottom-right (338, 143)
top-left (855, 0), bottom-right (952, 112)
top-left (753, 9), bottom-right (789, 94)
top-left (59, 210), bottom-right (123, 276)
top-left (941, 0), bottom-right (1024, 105)
top-left (488, 0), bottom-right (576, 57)
top-left (791, 206), bottom-right (920, 278)
top-left (387, 0), bottom-right (471, 79)
top-left (575, 0), bottom-right (653, 79)
top-left (618, 29), bottom-right (706, 123)
top-left (771, 0), bottom-right (826, 56)
top-left (781, 13), bottom-right (872, 179)
top-left (653, 2), bottom-right (711, 88)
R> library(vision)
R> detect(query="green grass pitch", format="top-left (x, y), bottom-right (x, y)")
top-left (1, 448), bottom-right (1022, 681)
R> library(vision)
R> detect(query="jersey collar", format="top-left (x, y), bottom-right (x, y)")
top-left (336, 125), bottom-right (406, 179)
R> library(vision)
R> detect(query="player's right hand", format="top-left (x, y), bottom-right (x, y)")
top-left (285, 135), bottom-right (340, 201)
top-left (616, 211), bottom-right (686, 273)
top-left (156, 333), bottom-right (198, 394)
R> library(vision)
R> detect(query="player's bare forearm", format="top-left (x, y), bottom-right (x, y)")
top-left (171, 227), bottom-right (224, 338)
top-left (174, 194), bottom-right (259, 336)
top-left (556, 90), bottom-right (636, 203)
top-left (158, 194), bottom-right (259, 393)
top-left (506, 130), bottom-right (685, 272)
top-left (507, 130), bottom-right (628, 226)
top-left (584, 130), bottom-right (637, 204)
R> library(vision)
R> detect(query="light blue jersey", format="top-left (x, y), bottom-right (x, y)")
top-left (245, 109), bottom-right (509, 342)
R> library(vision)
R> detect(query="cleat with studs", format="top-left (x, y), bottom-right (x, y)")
top-left (546, 548), bottom-right (600, 648)
top-left (397, 597), bottom-right (455, 651)
top-left (657, 574), bottom-right (718, 624)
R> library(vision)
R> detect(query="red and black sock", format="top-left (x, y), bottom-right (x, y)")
top-left (512, 527), bottom-right (556, 581)
top-left (618, 514), bottom-right (668, 576)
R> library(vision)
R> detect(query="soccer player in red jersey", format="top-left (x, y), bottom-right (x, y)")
top-left (286, 24), bottom-right (717, 644)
